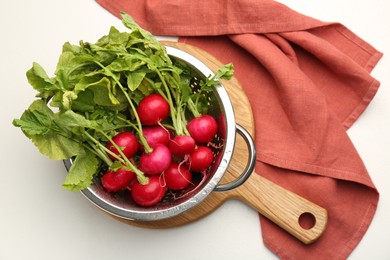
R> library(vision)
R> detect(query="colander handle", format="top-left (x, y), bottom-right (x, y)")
top-left (214, 124), bottom-right (256, 192)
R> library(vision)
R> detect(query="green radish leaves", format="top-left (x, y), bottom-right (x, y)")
top-left (13, 100), bottom-right (82, 160)
top-left (62, 148), bottom-right (100, 192)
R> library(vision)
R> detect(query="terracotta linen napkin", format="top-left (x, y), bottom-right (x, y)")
top-left (96, 0), bottom-right (382, 259)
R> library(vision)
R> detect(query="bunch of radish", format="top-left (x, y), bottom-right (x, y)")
top-left (12, 13), bottom-right (234, 203)
top-left (101, 93), bottom-right (220, 206)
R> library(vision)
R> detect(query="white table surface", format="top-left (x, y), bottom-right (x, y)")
top-left (1, 0), bottom-right (389, 259)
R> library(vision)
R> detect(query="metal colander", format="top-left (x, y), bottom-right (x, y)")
top-left (63, 45), bottom-right (255, 221)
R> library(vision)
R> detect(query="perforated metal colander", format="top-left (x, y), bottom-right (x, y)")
top-left (63, 45), bottom-right (256, 221)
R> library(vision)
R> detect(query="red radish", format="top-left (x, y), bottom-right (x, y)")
top-left (169, 135), bottom-right (196, 157)
top-left (101, 168), bottom-right (135, 192)
top-left (106, 132), bottom-right (139, 160)
top-left (131, 176), bottom-right (167, 206)
top-left (139, 144), bottom-right (172, 175)
top-left (141, 125), bottom-right (171, 150)
top-left (187, 115), bottom-right (218, 143)
top-left (164, 162), bottom-right (192, 190)
top-left (137, 94), bottom-right (170, 125)
top-left (188, 146), bottom-right (214, 172)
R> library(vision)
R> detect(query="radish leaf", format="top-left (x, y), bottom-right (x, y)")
top-left (62, 148), bottom-right (100, 191)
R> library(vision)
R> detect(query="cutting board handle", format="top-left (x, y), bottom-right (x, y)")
top-left (237, 173), bottom-right (328, 244)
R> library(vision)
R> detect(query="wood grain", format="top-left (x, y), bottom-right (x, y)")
top-left (111, 41), bottom-right (328, 244)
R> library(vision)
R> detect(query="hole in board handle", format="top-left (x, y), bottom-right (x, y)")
top-left (298, 212), bottom-right (316, 230)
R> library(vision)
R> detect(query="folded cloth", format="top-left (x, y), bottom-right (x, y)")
top-left (96, 0), bottom-right (382, 259)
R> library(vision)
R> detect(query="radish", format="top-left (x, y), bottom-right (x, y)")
top-left (169, 135), bottom-right (196, 157)
top-left (131, 176), bottom-right (167, 206)
top-left (137, 93), bottom-right (170, 125)
top-left (187, 115), bottom-right (218, 143)
top-left (139, 144), bottom-right (172, 175)
top-left (141, 125), bottom-right (171, 150)
top-left (188, 146), bottom-right (214, 172)
top-left (101, 168), bottom-right (135, 192)
top-left (106, 131), bottom-right (139, 160)
top-left (164, 162), bottom-right (192, 190)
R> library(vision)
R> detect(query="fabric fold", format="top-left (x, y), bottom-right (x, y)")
top-left (96, 0), bottom-right (382, 259)
top-left (96, 0), bottom-right (329, 35)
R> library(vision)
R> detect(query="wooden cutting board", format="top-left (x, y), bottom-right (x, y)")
top-left (110, 41), bottom-right (328, 244)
